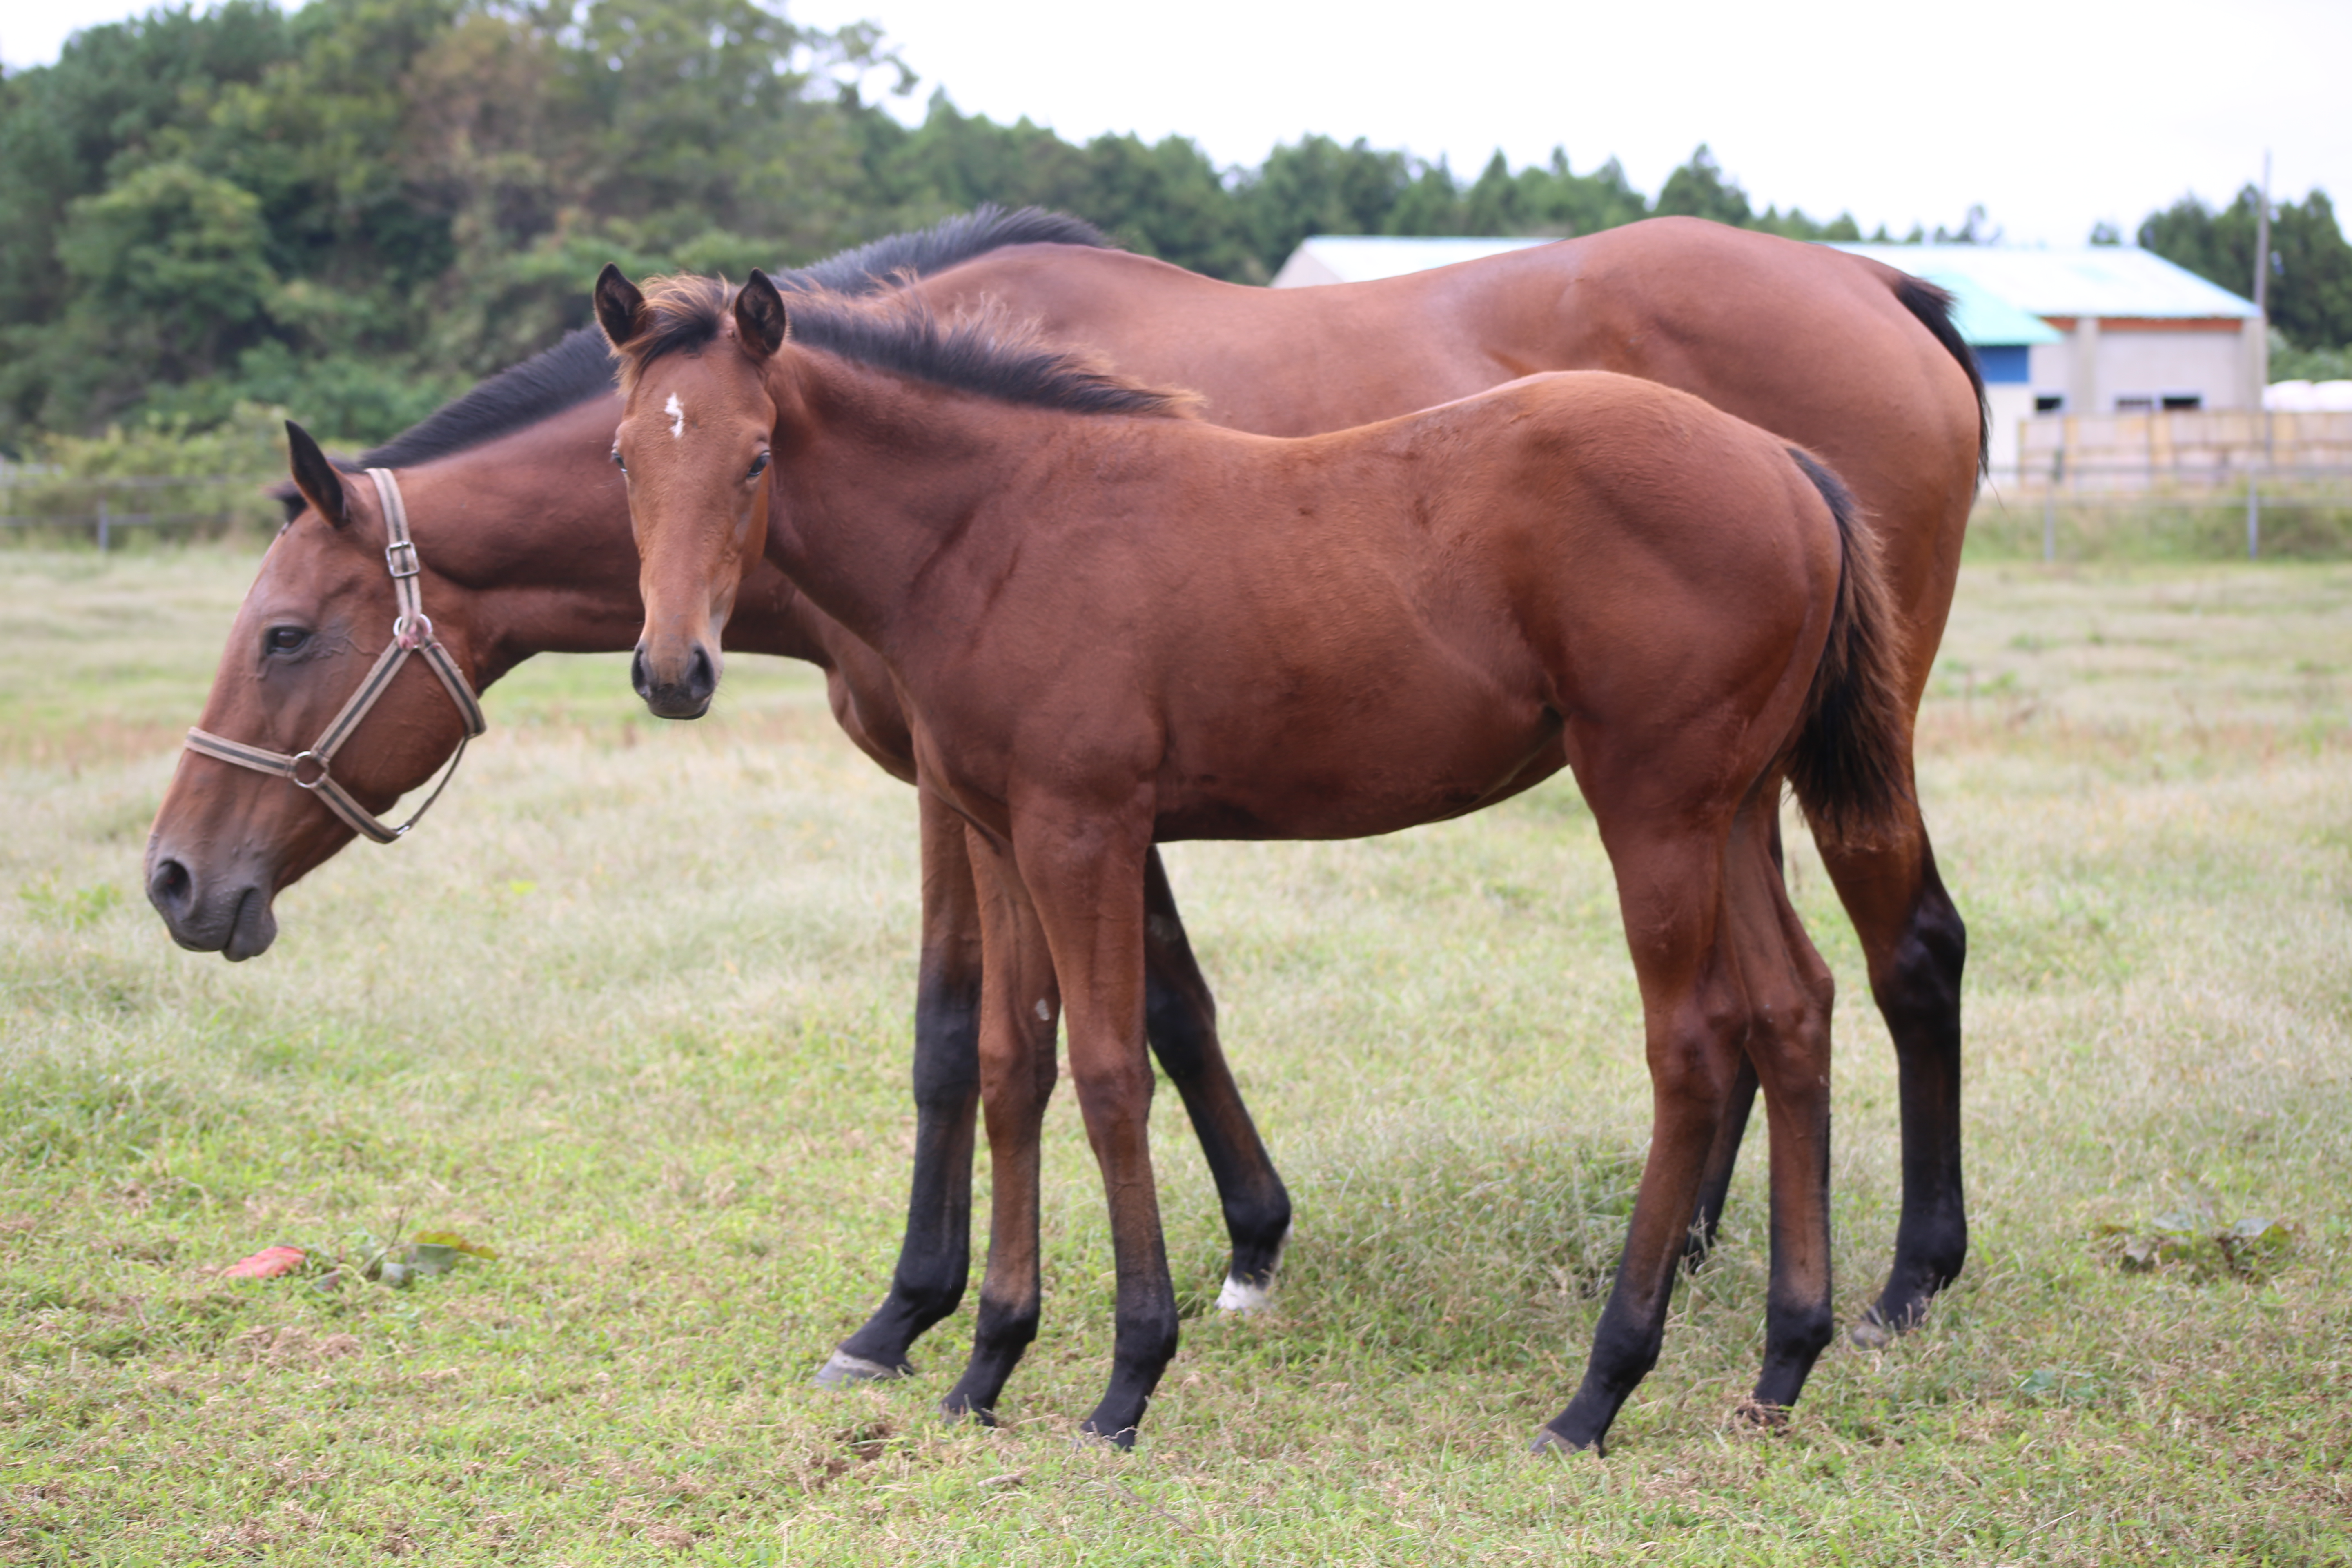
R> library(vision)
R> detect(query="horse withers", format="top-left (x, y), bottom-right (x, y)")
top-left (602, 267), bottom-right (1911, 1451)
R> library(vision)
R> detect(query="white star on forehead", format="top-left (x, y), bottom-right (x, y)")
top-left (664, 392), bottom-right (685, 439)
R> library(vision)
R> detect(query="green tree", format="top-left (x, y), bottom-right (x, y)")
top-left (1233, 135), bottom-right (1410, 269)
top-left (2139, 187), bottom-right (2352, 349)
top-left (1653, 144), bottom-right (1750, 226)
top-left (1384, 158), bottom-right (1463, 236)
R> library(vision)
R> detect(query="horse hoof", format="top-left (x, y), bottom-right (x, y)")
top-left (813, 1350), bottom-right (906, 1388)
top-left (1733, 1398), bottom-right (1791, 1430)
top-left (1215, 1274), bottom-right (1274, 1314)
top-left (1530, 1426), bottom-right (1601, 1458)
top-left (1848, 1312), bottom-right (1894, 1350)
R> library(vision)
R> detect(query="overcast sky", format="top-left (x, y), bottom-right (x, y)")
top-left (9, 0), bottom-right (2345, 248)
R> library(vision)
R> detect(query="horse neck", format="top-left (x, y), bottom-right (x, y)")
top-left (760, 351), bottom-right (1049, 660)
top-left (396, 397), bottom-right (837, 684)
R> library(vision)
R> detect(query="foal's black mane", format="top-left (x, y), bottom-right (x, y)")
top-left (340, 206), bottom-right (1112, 477)
top-left (616, 274), bottom-right (1188, 419)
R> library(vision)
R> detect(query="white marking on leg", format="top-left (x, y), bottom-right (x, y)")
top-left (1217, 1220), bottom-right (1291, 1314)
top-left (1216, 1275), bottom-right (1274, 1313)
top-left (1034, 999), bottom-right (1054, 1022)
top-left (664, 392), bottom-right (686, 439)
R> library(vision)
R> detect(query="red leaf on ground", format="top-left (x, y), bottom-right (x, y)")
top-left (220, 1245), bottom-right (305, 1278)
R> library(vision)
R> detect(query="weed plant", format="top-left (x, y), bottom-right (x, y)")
top-left (2, 549), bottom-right (2349, 1563)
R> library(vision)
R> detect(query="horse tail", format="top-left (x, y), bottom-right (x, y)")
top-left (1891, 273), bottom-right (1989, 478)
top-left (1784, 447), bottom-right (1913, 849)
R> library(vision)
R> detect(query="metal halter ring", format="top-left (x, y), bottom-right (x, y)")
top-left (289, 751), bottom-right (330, 789)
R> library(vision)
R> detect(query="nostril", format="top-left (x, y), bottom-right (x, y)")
top-left (630, 644), bottom-right (653, 701)
top-left (687, 644), bottom-right (717, 702)
top-left (149, 857), bottom-right (192, 915)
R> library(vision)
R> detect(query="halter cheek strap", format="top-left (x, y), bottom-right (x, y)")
top-left (183, 469), bottom-right (488, 845)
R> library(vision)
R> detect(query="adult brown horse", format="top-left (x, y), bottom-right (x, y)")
top-left (149, 207), bottom-right (1976, 1385)
top-left (602, 267), bottom-right (1914, 1451)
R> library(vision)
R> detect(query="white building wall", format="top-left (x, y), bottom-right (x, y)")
top-left (2025, 325), bottom-right (2254, 413)
top-left (2095, 330), bottom-right (2249, 409)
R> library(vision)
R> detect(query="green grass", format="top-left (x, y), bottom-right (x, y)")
top-left (3, 546), bottom-right (2350, 1564)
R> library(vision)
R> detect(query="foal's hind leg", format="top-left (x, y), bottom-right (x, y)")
top-left (1541, 828), bottom-right (1748, 1454)
top-left (1816, 798), bottom-right (1967, 1340)
top-left (823, 789), bottom-right (986, 1384)
top-left (1142, 849), bottom-right (1293, 1309)
top-left (1733, 817), bottom-right (1841, 1417)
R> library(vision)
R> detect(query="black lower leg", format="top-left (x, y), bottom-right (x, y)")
top-left (830, 973), bottom-right (980, 1376)
top-left (1866, 872), bottom-right (1967, 1334)
top-left (940, 1291), bottom-right (1040, 1422)
top-left (1082, 1255), bottom-right (1181, 1448)
top-left (1142, 855), bottom-right (1291, 1289)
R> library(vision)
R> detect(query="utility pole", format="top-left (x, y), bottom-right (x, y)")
top-left (2249, 152), bottom-right (2272, 560)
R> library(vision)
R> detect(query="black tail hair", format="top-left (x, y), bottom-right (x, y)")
top-left (1891, 275), bottom-right (1988, 478)
top-left (1784, 447), bottom-right (1912, 848)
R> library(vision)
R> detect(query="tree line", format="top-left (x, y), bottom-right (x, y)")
top-left (5, 0), bottom-right (2350, 456)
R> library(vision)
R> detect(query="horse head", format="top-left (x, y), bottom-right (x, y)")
top-left (143, 423), bottom-right (487, 959)
top-left (596, 265), bottom-right (784, 720)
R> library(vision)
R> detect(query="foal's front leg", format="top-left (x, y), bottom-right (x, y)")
top-left (1019, 812), bottom-right (1176, 1447)
top-left (940, 822), bottom-right (1062, 1422)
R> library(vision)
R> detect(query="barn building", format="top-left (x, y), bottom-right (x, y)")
top-left (1269, 235), bottom-right (2267, 475)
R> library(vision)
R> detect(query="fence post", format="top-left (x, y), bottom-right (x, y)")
top-left (2245, 475), bottom-right (2259, 560)
top-left (96, 497), bottom-right (109, 553)
top-left (2043, 445), bottom-right (2063, 562)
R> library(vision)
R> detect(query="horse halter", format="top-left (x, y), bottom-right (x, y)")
top-left (183, 469), bottom-right (488, 845)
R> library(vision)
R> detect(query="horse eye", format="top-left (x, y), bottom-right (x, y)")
top-left (746, 452), bottom-right (771, 480)
top-left (610, 449), bottom-right (627, 472)
top-left (265, 625), bottom-right (311, 655)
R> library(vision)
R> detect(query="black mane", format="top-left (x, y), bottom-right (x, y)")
top-left (780, 205), bottom-right (1110, 296)
top-left (348, 206), bottom-right (1115, 475)
top-left (616, 275), bottom-right (1189, 420)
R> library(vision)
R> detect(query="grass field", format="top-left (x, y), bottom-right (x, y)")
top-left (3, 547), bottom-right (2350, 1564)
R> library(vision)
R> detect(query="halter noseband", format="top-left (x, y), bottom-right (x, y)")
top-left (183, 469), bottom-right (488, 845)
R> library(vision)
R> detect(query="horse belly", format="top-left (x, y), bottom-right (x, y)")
top-left (1153, 684), bottom-right (1561, 843)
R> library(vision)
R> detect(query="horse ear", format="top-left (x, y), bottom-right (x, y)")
top-left (595, 263), bottom-right (646, 349)
top-left (284, 421), bottom-right (348, 528)
top-left (735, 269), bottom-right (789, 361)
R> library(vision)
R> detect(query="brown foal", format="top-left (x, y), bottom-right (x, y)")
top-left (602, 268), bottom-right (1913, 1451)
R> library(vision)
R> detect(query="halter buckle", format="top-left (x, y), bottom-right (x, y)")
top-left (289, 750), bottom-right (330, 789)
top-left (385, 539), bottom-right (421, 579)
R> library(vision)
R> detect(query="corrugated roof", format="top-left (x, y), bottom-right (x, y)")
top-left (1274, 235), bottom-right (1548, 286)
top-left (1831, 244), bottom-right (2260, 321)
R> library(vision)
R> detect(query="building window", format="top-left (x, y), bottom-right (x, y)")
top-left (2035, 394), bottom-right (2065, 413)
top-left (2161, 392), bottom-right (2202, 411)
top-left (2113, 394), bottom-right (2156, 412)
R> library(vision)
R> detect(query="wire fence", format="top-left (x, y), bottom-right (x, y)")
top-left (1975, 463), bottom-right (2352, 561)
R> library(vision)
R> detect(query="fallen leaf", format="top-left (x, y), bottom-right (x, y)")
top-left (220, 1245), bottom-right (305, 1279)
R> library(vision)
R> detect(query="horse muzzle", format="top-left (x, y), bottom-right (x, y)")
top-left (145, 848), bottom-right (278, 961)
top-left (632, 637), bottom-right (719, 720)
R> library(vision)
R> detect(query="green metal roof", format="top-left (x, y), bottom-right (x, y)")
top-left (1913, 269), bottom-right (2062, 346)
